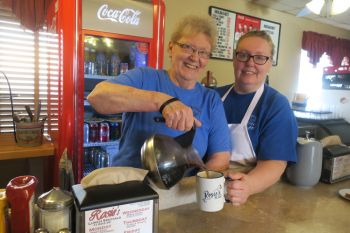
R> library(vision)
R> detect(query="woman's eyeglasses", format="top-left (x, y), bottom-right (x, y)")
top-left (175, 42), bottom-right (211, 59)
top-left (235, 52), bottom-right (271, 65)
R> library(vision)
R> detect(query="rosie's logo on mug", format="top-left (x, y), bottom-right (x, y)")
top-left (202, 185), bottom-right (223, 203)
top-left (196, 171), bottom-right (225, 212)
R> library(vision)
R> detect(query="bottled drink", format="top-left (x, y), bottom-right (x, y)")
top-left (134, 42), bottom-right (148, 68)
top-left (84, 47), bottom-right (90, 74)
top-left (105, 51), bottom-right (111, 76)
top-left (89, 48), bottom-right (96, 75)
top-left (108, 120), bottom-right (121, 140)
top-left (88, 121), bottom-right (99, 142)
top-left (120, 63), bottom-right (128, 74)
top-left (99, 122), bottom-right (110, 142)
top-left (110, 53), bottom-right (121, 76)
top-left (93, 148), bottom-right (105, 169)
top-left (96, 50), bottom-right (106, 75)
top-left (83, 122), bottom-right (89, 144)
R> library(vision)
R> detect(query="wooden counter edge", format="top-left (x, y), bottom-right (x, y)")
top-left (0, 133), bottom-right (55, 160)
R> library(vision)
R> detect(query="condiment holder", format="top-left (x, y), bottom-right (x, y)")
top-left (37, 187), bottom-right (73, 233)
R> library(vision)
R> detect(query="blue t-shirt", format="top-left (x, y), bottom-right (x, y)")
top-left (216, 84), bottom-right (297, 163)
top-left (107, 67), bottom-right (231, 167)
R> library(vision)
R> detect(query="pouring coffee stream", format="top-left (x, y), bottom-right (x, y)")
top-left (141, 117), bottom-right (207, 189)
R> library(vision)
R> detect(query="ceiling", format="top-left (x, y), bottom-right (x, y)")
top-left (249, 0), bottom-right (350, 31)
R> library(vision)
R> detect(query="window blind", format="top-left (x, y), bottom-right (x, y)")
top-left (0, 5), bottom-right (59, 134)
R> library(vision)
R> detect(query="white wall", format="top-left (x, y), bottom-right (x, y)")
top-left (319, 90), bottom-right (350, 122)
top-left (162, 0), bottom-right (350, 107)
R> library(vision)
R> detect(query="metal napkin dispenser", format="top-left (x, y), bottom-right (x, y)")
top-left (321, 144), bottom-right (350, 183)
top-left (72, 181), bottom-right (159, 233)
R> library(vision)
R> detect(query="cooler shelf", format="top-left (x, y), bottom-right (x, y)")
top-left (84, 140), bottom-right (119, 148)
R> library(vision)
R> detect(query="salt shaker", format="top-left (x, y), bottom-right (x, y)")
top-left (37, 187), bottom-right (73, 233)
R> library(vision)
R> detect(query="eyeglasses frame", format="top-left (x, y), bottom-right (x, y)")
top-left (235, 52), bottom-right (271, 65)
top-left (174, 42), bottom-right (211, 59)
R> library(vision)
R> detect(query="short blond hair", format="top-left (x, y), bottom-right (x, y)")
top-left (170, 15), bottom-right (217, 49)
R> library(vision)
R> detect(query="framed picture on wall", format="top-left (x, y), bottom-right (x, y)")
top-left (209, 6), bottom-right (281, 66)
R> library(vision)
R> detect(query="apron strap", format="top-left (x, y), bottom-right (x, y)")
top-left (241, 84), bottom-right (264, 124)
top-left (221, 84), bottom-right (234, 102)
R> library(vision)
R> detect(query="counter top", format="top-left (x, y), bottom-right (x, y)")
top-left (158, 179), bottom-right (350, 233)
top-left (0, 133), bottom-right (54, 160)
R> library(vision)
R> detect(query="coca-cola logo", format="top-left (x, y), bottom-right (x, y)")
top-left (97, 4), bottom-right (141, 26)
top-left (89, 207), bottom-right (120, 221)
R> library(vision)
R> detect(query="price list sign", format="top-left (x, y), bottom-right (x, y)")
top-left (209, 6), bottom-right (236, 60)
top-left (209, 6), bottom-right (281, 65)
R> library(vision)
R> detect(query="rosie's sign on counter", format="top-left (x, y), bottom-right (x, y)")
top-left (85, 202), bottom-right (154, 233)
top-left (82, 0), bottom-right (153, 38)
top-left (72, 182), bottom-right (159, 233)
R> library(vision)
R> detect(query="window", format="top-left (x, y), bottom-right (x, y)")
top-left (297, 50), bottom-right (332, 110)
top-left (0, 6), bottom-right (59, 134)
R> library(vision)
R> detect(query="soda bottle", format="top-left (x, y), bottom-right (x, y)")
top-left (88, 121), bottom-right (99, 142)
top-left (89, 48), bottom-right (96, 75)
top-left (99, 122), bottom-right (110, 142)
top-left (110, 52), bottom-right (121, 76)
top-left (105, 51), bottom-right (111, 76)
top-left (130, 42), bottom-right (148, 68)
top-left (96, 50), bottom-right (106, 75)
top-left (84, 47), bottom-right (90, 74)
top-left (120, 63), bottom-right (129, 74)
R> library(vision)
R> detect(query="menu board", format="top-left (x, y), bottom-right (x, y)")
top-left (209, 7), bottom-right (236, 60)
top-left (209, 6), bottom-right (281, 66)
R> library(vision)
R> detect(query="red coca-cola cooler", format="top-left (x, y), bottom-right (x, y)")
top-left (47, 0), bottom-right (165, 185)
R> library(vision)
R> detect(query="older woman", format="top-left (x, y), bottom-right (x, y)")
top-left (88, 15), bottom-right (230, 171)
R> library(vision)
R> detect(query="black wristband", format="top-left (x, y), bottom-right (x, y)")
top-left (159, 97), bottom-right (179, 114)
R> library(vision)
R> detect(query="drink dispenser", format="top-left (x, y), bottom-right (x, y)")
top-left (286, 131), bottom-right (323, 187)
top-left (37, 187), bottom-right (73, 233)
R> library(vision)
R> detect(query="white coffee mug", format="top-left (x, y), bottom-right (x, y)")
top-left (196, 170), bottom-right (225, 212)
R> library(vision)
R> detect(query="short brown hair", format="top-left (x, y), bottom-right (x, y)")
top-left (236, 30), bottom-right (275, 57)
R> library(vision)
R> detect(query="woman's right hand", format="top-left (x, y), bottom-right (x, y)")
top-left (161, 99), bottom-right (201, 131)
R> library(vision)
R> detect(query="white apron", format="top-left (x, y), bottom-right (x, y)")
top-left (221, 84), bottom-right (264, 169)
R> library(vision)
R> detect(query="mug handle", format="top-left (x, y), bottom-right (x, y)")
top-left (224, 177), bottom-right (233, 203)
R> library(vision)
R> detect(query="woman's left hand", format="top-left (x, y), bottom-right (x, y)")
top-left (225, 172), bottom-right (252, 206)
